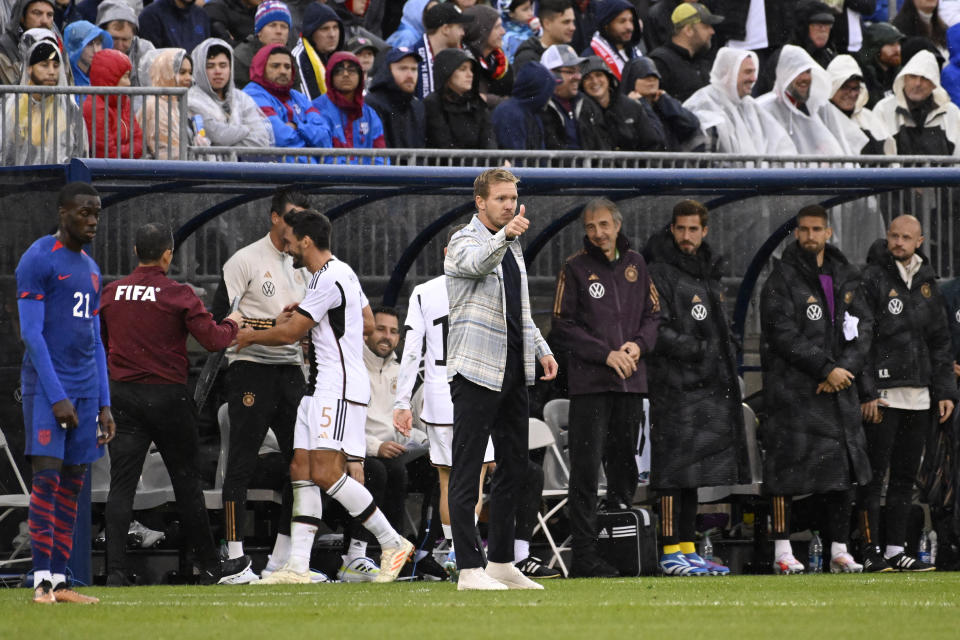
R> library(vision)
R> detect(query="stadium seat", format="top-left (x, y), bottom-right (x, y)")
top-left (528, 417), bottom-right (571, 577)
top-left (203, 403), bottom-right (282, 509)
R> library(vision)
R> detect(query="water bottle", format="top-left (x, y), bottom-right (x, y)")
top-left (702, 533), bottom-right (714, 562)
top-left (918, 529), bottom-right (931, 564)
top-left (929, 529), bottom-right (938, 566)
top-left (808, 531), bottom-right (823, 573)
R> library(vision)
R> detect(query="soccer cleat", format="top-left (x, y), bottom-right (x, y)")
top-left (410, 554), bottom-right (449, 581)
top-left (218, 565), bottom-right (260, 585)
top-left (885, 552), bottom-right (936, 572)
top-left (263, 566), bottom-right (333, 583)
top-left (129, 520), bottom-right (165, 548)
top-left (773, 553), bottom-right (805, 575)
top-left (337, 556), bottom-right (381, 583)
top-left (569, 554), bottom-right (619, 578)
top-left (515, 556), bottom-right (562, 579)
top-left (443, 551), bottom-right (459, 582)
top-left (685, 552), bottom-right (730, 576)
top-left (660, 551), bottom-right (708, 576)
top-left (213, 555), bottom-right (253, 585)
top-left (32, 580), bottom-right (55, 604)
top-left (257, 564), bottom-right (312, 584)
top-left (457, 567), bottom-right (508, 591)
top-left (862, 547), bottom-right (895, 573)
top-left (829, 553), bottom-right (863, 574)
top-left (374, 538), bottom-right (415, 583)
top-left (53, 585), bottom-right (100, 604)
top-left (485, 561), bottom-right (544, 589)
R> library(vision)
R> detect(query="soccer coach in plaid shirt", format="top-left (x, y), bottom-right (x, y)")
top-left (444, 168), bottom-right (558, 591)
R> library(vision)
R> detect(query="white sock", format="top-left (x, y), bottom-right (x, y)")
top-left (266, 533), bottom-right (292, 570)
top-left (831, 542), bottom-right (848, 559)
top-left (50, 573), bottom-right (65, 589)
top-left (34, 570), bottom-right (51, 586)
top-left (345, 538), bottom-right (368, 560)
top-left (227, 541), bottom-right (244, 560)
top-left (884, 545), bottom-right (905, 559)
top-left (442, 524), bottom-right (453, 543)
top-left (289, 522), bottom-right (317, 573)
top-left (327, 474), bottom-right (402, 548)
top-left (514, 539), bottom-right (530, 563)
top-left (774, 539), bottom-right (793, 558)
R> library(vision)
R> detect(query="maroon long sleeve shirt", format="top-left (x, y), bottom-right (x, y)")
top-left (99, 265), bottom-right (238, 385)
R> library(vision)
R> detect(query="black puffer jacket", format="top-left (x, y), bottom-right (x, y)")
top-left (645, 229), bottom-right (748, 489)
top-left (647, 41), bottom-right (712, 103)
top-left (423, 48), bottom-right (496, 149)
top-left (941, 277), bottom-right (960, 365)
top-left (365, 54), bottom-right (426, 148)
top-left (512, 35), bottom-right (545, 72)
top-left (858, 239), bottom-right (957, 402)
top-left (759, 241), bottom-right (873, 495)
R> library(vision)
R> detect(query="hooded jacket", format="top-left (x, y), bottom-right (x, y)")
top-left (512, 33), bottom-right (545, 72)
top-left (644, 227), bottom-right (748, 490)
top-left (365, 50), bottom-right (425, 148)
top-left (943, 23), bottom-right (960, 107)
top-left (683, 47), bottom-right (796, 155)
top-left (187, 37), bottom-right (273, 161)
top-left (584, 0), bottom-right (643, 80)
top-left (243, 43), bottom-right (330, 162)
top-left (759, 240), bottom-right (873, 495)
top-left (491, 60), bottom-right (554, 149)
top-left (551, 232), bottom-right (659, 396)
top-left (96, 0), bottom-right (154, 86)
top-left (463, 4), bottom-right (513, 106)
top-left (142, 48), bottom-right (187, 159)
top-left (0, 35), bottom-right (87, 165)
top-left (858, 238), bottom-right (957, 403)
top-left (501, 4), bottom-right (537, 63)
top-left (579, 55), bottom-right (663, 151)
top-left (822, 54), bottom-right (889, 155)
top-left (291, 2), bottom-right (344, 100)
top-left (312, 51), bottom-right (386, 164)
top-left (204, 0), bottom-right (256, 49)
top-left (386, 0), bottom-right (430, 49)
top-left (82, 48), bottom-right (143, 158)
top-left (64, 19), bottom-right (113, 88)
top-left (620, 56), bottom-right (700, 151)
top-left (138, 0), bottom-right (211, 53)
top-left (874, 50), bottom-right (960, 156)
top-left (757, 44), bottom-right (848, 155)
top-left (857, 21), bottom-right (904, 109)
top-left (0, 0), bottom-right (59, 83)
top-left (424, 47), bottom-right (496, 150)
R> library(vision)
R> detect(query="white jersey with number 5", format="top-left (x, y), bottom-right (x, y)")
top-left (395, 275), bottom-right (452, 425)
top-left (296, 258), bottom-right (371, 405)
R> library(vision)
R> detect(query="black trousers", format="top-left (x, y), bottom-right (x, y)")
top-left (771, 490), bottom-right (854, 544)
top-left (106, 381), bottom-right (217, 573)
top-left (222, 361), bottom-right (302, 541)
top-left (567, 392), bottom-right (644, 554)
top-left (659, 488), bottom-right (698, 546)
top-left (857, 407), bottom-right (929, 548)
top-left (449, 353), bottom-right (529, 570)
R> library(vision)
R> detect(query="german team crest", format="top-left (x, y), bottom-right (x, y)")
top-left (624, 265), bottom-right (638, 282)
top-left (91, 273), bottom-right (100, 292)
top-left (921, 283), bottom-right (932, 298)
top-left (38, 429), bottom-right (51, 446)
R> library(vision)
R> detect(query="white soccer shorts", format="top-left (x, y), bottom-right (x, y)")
top-left (294, 396), bottom-right (366, 459)
top-left (425, 423), bottom-right (494, 467)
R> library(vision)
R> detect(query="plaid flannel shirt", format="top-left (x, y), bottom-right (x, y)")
top-left (444, 214), bottom-right (551, 391)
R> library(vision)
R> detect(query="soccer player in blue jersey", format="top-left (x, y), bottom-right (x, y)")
top-left (16, 182), bottom-right (116, 604)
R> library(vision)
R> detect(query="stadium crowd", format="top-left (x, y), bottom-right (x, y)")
top-left (4, 0), bottom-right (960, 161)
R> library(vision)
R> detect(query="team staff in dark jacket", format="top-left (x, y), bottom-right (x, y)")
top-left (760, 205), bottom-right (873, 575)
top-left (855, 216), bottom-right (957, 573)
top-left (99, 223), bottom-right (250, 586)
top-left (551, 198), bottom-right (659, 578)
top-left (365, 46), bottom-right (425, 148)
top-left (424, 48), bottom-right (496, 150)
top-left (644, 201), bottom-right (746, 577)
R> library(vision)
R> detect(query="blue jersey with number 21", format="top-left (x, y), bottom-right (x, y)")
top-left (16, 235), bottom-right (102, 399)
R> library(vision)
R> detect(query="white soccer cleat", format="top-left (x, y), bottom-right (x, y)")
top-left (257, 564), bottom-right (312, 584)
top-left (374, 538), bottom-right (415, 583)
top-left (484, 561), bottom-right (544, 589)
top-left (829, 553), bottom-right (864, 574)
top-left (337, 556), bottom-right (381, 583)
top-left (773, 553), bottom-right (805, 575)
top-left (457, 567), bottom-right (508, 591)
top-left (218, 565), bottom-right (260, 585)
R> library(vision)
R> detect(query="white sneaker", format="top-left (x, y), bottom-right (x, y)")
top-left (773, 553), bottom-right (805, 575)
top-left (457, 567), bottom-right (508, 591)
top-left (263, 565), bottom-right (333, 583)
top-left (484, 561), bottom-right (544, 589)
top-left (258, 564), bottom-right (311, 584)
top-left (218, 565), bottom-right (260, 584)
top-left (129, 520), bottom-right (165, 548)
top-left (829, 553), bottom-right (864, 574)
top-left (337, 556), bottom-right (381, 583)
top-left (374, 538), bottom-right (415, 583)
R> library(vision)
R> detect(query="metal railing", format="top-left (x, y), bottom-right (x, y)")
top-left (0, 85), bottom-right (190, 163)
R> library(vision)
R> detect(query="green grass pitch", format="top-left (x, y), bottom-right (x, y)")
top-left (2, 574), bottom-right (959, 639)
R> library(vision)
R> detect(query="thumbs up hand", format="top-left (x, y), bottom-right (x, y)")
top-left (504, 204), bottom-right (529, 240)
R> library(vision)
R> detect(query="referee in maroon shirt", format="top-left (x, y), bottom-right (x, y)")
top-left (99, 223), bottom-right (249, 585)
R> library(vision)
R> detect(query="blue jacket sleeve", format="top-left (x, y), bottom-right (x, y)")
top-left (298, 104), bottom-right (332, 148)
top-left (93, 314), bottom-right (110, 407)
top-left (18, 299), bottom-right (68, 405)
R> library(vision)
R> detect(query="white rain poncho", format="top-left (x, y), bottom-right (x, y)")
top-left (0, 34), bottom-right (88, 165)
top-left (822, 54), bottom-right (889, 152)
top-left (757, 44), bottom-right (848, 155)
top-left (683, 47), bottom-right (796, 155)
top-left (874, 50), bottom-right (960, 156)
top-left (187, 37), bottom-right (274, 162)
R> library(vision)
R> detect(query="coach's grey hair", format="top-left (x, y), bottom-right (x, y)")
top-left (581, 198), bottom-right (623, 226)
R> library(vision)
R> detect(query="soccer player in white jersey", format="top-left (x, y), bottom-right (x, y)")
top-left (236, 209), bottom-right (414, 584)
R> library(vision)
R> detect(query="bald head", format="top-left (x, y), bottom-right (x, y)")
top-left (887, 215), bottom-right (924, 263)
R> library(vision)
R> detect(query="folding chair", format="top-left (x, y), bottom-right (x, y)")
top-left (0, 425), bottom-right (31, 567)
top-left (528, 418), bottom-right (571, 577)
top-left (204, 403), bottom-right (282, 509)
